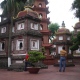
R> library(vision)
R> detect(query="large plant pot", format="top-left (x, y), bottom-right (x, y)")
top-left (27, 67), bottom-right (41, 74)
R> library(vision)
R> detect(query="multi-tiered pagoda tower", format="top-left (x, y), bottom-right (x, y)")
top-left (32, 0), bottom-right (53, 64)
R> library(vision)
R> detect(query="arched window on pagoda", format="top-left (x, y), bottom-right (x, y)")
top-left (30, 39), bottom-right (39, 50)
top-left (19, 42), bottom-right (23, 49)
top-left (40, 24), bottom-right (43, 30)
top-left (17, 22), bottom-right (24, 30)
top-left (39, 13), bottom-right (43, 19)
top-left (39, 3), bottom-right (42, 7)
top-left (2, 42), bottom-right (5, 50)
top-left (16, 39), bottom-right (24, 50)
top-left (0, 42), bottom-right (5, 51)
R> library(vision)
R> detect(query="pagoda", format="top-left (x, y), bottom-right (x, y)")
top-left (53, 21), bottom-right (74, 66)
top-left (0, 6), bottom-right (42, 69)
top-left (72, 21), bottom-right (80, 64)
top-left (32, 0), bottom-right (53, 64)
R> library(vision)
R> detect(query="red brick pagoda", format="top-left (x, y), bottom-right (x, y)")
top-left (32, 0), bottom-right (53, 64)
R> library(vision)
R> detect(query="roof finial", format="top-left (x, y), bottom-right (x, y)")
top-left (62, 21), bottom-right (65, 27)
top-left (25, 0), bottom-right (34, 7)
top-left (25, 0), bottom-right (29, 6)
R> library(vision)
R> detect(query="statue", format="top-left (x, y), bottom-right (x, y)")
top-left (62, 21), bottom-right (65, 27)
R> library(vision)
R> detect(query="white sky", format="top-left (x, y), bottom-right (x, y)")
top-left (0, 0), bottom-right (79, 31)
top-left (48, 0), bottom-right (78, 31)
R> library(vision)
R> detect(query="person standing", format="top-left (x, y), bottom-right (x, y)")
top-left (59, 46), bottom-right (67, 72)
top-left (24, 52), bottom-right (29, 71)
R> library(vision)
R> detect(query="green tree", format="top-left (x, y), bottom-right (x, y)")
top-left (0, 0), bottom-right (26, 17)
top-left (70, 32), bottom-right (80, 51)
top-left (48, 23), bottom-right (60, 42)
top-left (72, 0), bottom-right (80, 19)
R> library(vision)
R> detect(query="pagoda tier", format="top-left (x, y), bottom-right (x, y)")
top-left (42, 43), bottom-right (51, 48)
top-left (41, 18), bottom-right (50, 24)
top-left (33, 0), bottom-right (53, 65)
top-left (54, 41), bottom-right (72, 45)
top-left (40, 30), bottom-right (51, 35)
top-left (33, 7), bottom-right (50, 14)
top-left (36, 0), bottom-right (49, 4)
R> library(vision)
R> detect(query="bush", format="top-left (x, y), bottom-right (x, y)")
top-left (28, 51), bottom-right (46, 63)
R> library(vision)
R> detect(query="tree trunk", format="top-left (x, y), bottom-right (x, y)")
top-left (8, 17), bottom-right (13, 67)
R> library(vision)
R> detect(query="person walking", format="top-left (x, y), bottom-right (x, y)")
top-left (24, 52), bottom-right (29, 71)
top-left (59, 46), bottom-right (67, 72)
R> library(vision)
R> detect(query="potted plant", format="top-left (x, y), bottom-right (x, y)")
top-left (27, 50), bottom-right (46, 74)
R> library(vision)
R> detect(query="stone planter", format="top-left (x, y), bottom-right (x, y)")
top-left (27, 67), bottom-right (41, 74)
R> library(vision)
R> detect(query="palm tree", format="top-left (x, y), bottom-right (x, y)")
top-left (2, 0), bottom-right (21, 67)
top-left (0, 0), bottom-right (35, 67)
top-left (0, 0), bottom-right (24, 67)
top-left (0, 0), bottom-right (26, 17)
top-left (0, 0), bottom-right (35, 17)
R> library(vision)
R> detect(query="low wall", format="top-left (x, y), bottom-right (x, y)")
top-left (73, 57), bottom-right (80, 65)
top-left (0, 55), bottom-right (8, 69)
top-left (43, 55), bottom-right (54, 65)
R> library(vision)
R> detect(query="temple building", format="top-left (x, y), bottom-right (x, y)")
top-left (72, 21), bottom-right (80, 65)
top-left (52, 21), bottom-right (74, 66)
top-left (0, 6), bottom-right (42, 69)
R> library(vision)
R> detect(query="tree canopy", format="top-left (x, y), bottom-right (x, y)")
top-left (48, 23), bottom-right (60, 42)
top-left (70, 32), bottom-right (80, 51)
top-left (0, 0), bottom-right (34, 17)
top-left (72, 0), bottom-right (80, 19)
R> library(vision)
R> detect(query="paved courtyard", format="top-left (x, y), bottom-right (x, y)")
top-left (0, 65), bottom-right (80, 80)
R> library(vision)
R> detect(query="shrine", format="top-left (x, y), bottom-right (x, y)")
top-left (72, 21), bottom-right (80, 64)
top-left (52, 21), bottom-right (75, 66)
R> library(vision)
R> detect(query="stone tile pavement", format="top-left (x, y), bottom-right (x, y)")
top-left (0, 65), bottom-right (80, 80)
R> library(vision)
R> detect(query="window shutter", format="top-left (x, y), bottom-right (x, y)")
top-left (17, 23), bottom-right (24, 30)
top-left (12, 27), bottom-right (14, 32)
top-left (1, 27), bottom-right (6, 33)
top-left (59, 36), bottom-right (63, 40)
top-left (2, 42), bottom-right (4, 50)
top-left (16, 40), bottom-right (19, 50)
top-left (16, 39), bottom-right (24, 50)
top-left (34, 24), bottom-right (38, 30)
top-left (31, 23), bottom-right (34, 29)
top-left (30, 39), bottom-right (39, 50)
top-left (58, 46), bottom-right (62, 54)
top-left (21, 23), bottom-right (24, 29)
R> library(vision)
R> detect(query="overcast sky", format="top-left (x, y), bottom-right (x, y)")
top-left (0, 0), bottom-right (79, 31)
top-left (48, 0), bottom-right (78, 31)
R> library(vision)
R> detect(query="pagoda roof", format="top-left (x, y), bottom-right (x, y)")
top-left (56, 21), bottom-right (71, 35)
top-left (32, 7), bottom-right (50, 14)
top-left (17, 6), bottom-right (39, 19)
top-left (74, 21), bottom-right (80, 29)
top-left (36, 0), bottom-right (49, 4)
